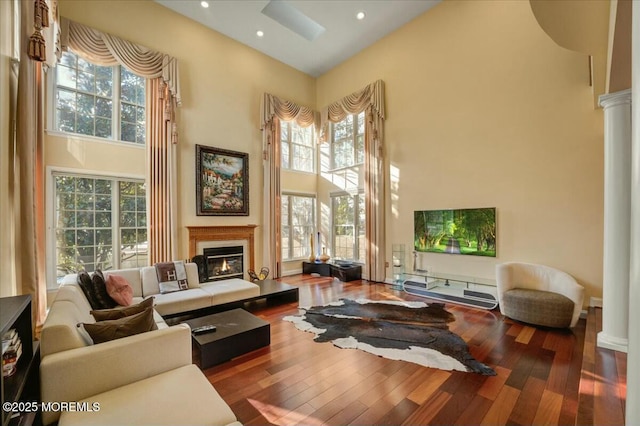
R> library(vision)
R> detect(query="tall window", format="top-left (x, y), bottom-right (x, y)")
top-left (54, 51), bottom-right (146, 144)
top-left (281, 194), bottom-right (315, 261)
top-left (281, 120), bottom-right (315, 173)
top-left (331, 111), bottom-right (364, 169)
top-left (331, 192), bottom-right (365, 263)
top-left (52, 173), bottom-right (147, 288)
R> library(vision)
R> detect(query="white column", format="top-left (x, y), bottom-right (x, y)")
top-left (597, 90), bottom-right (631, 353)
top-left (627, 3), bottom-right (640, 423)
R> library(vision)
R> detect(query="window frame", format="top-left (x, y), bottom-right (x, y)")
top-left (48, 50), bottom-right (147, 146)
top-left (46, 167), bottom-right (147, 290)
top-left (329, 111), bottom-right (365, 170)
top-left (281, 192), bottom-right (316, 261)
top-left (330, 191), bottom-right (365, 263)
top-left (280, 120), bottom-right (316, 174)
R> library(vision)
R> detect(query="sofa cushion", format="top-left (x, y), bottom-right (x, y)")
top-left (91, 297), bottom-right (154, 321)
top-left (105, 274), bottom-right (134, 306)
top-left (57, 365), bottom-right (239, 426)
top-left (502, 288), bottom-right (574, 328)
top-left (200, 278), bottom-right (260, 305)
top-left (82, 307), bottom-right (157, 344)
top-left (150, 289), bottom-right (213, 317)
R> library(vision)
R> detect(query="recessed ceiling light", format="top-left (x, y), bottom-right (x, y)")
top-left (256, 30), bottom-right (264, 38)
top-left (356, 11), bottom-right (366, 20)
top-left (200, 1), bottom-right (209, 8)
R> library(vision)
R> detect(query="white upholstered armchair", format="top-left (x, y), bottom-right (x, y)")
top-left (495, 262), bottom-right (584, 328)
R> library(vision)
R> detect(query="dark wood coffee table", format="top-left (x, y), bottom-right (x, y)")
top-left (183, 308), bottom-right (270, 369)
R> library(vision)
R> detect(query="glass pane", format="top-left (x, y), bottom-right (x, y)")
top-left (121, 103), bottom-right (136, 122)
top-left (77, 57), bottom-right (95, 73)
top-left (281, 142), bottom-right (290, 169)
top-left (56, 66), bottom-right (76, 89)
top-left (95, 97), bottom-right (112, 118)
top-left (77, 70), bottom-right (95, 93)
top-left (95, 212), bottom-right (111, 228)
top-left (137, 213), bottom-right (146, 227)
top-left (59, 51), bottom-right (76, 68)
top-left (120, 195), bottom-right (136, 211)
top-left (95, 117), bottom-right (112, 138)
top-left (75, 193), bottom-right (93, 210)
top-left (120, 212), bottom-right (136, 227)
top-left (96, 229), bottom-right (112, 245)
top-left (95, 180), bottom-right (112, 195)
top-left (121, 229), bottom-right (136, 245)
top-left (121, 122), bottom-right (136, 142)
top-left (77, 229), bottom-right (95, 246)
top-left (136, 124), bottom-right (145, 144)
top-left (76, 178), bottom-right (94, 193)
top-left (76, 212), bottom-right (94, 227)
top-left (136, 106), bottom-right (145, 125)
top-left (95, 67), bottom-right (113, 97)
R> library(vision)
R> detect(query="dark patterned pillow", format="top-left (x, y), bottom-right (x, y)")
top-left (77, 271), bottom-right (100, 310)
top-left (81, 307), bottom-right (157, 344)
top-left (91, 297), bottom-right (155, 321)
top-left (91, 269), bottom-right (117, 310)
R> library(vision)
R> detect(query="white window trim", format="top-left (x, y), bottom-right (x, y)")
top-left (281, 121), bottom-right (317, 174)
top-left (330, 112), bottom-right (365, 170)
top-left (330, 189), bottom-right (365, 263)
top-left (281, 191), bottom-right (317, 262)
top-left (45, 166), bottom-right (145, 289)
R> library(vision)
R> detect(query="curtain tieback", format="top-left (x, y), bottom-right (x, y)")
top-left (28, 30), bottom-right (47, 62)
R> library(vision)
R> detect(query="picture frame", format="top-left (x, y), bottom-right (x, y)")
top-left (196, 145), bottom-right (249, 216)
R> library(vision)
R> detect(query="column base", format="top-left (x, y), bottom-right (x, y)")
top-left (597, 331), bottom-right (628, 353)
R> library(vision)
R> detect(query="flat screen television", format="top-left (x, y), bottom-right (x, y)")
top-left (414, 207), bottom-right (496, 257)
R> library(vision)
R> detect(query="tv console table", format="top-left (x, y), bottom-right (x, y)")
top-left (302, 261), bottom-right (362, 282)
top-left (402, 271), bottom-right (498, 310)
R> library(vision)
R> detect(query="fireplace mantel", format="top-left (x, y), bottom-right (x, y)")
top-left (187, 225), bottom-right (257, 272)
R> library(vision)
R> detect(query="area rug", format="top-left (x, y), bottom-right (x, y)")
top-left (283, 298), bottom-right (495, 375)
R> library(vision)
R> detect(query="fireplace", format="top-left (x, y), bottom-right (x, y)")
top-left (187, 225), bottom-right (257, 282)
top-left (203, 246), bottom-right (244, 281)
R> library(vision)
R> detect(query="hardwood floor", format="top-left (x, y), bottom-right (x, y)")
top-left (202, 275), bottom-right (626, 425)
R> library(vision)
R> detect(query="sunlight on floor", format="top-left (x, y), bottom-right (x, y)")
top-left (247, 398), bottom-right (324, 425)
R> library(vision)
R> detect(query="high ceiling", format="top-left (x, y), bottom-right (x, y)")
top-left (155, 0), bottom-right (440, 77)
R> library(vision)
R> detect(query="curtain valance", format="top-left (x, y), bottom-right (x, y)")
top-left (321, 79), bottom-right (385, 138)
top-left (60, 17), bottom-right (181, 106)
top-left (260, 93), bottom-right (319, 131)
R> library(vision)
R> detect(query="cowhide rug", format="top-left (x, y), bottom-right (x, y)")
top-left (284, 298), bottom-right (495, 375)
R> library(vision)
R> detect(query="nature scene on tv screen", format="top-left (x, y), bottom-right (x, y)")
top-left (414, 208), bottom-right (496, 257)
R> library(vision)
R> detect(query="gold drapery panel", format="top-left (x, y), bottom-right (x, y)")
top-left (260, 94), bottom-right (318, 278)
top-left (15, 0), bottom-right (55, 335)
top-left (321, 80), bottom-right (386, 282)
top-left (260, 93), bottom-right (318, 130)
top-left (147, 79), bottom-right (178, 264)
top-left (59, 17), bottom-right (181, 264)
top-left (60, 17), bottom-right (181, 107)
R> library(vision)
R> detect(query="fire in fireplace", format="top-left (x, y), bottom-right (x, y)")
top-left (202, 246), bottom-right (244, 282)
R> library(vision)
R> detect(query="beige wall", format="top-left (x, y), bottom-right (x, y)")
top-left (54, 0), bottom-right (316, 273)
top-left (317, 0), bottom-right (604, 303)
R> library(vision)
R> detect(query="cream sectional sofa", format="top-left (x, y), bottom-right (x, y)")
top-left (39, 263), bottom-right (259, 425)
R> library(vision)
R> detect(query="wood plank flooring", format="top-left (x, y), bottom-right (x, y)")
top-left (202, 275), bottom-right (626, 425)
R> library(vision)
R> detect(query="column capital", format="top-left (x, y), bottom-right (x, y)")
top-left (599, 89), bottom-right (632, 109)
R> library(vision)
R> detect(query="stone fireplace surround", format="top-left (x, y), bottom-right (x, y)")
top-left (187, 226), bottom-right (257, 281)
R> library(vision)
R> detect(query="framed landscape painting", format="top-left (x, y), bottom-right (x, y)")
top-left (196, 145), bottom-right (249, 216)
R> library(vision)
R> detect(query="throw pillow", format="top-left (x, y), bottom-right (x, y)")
top-left (82, 307), bottom-right (157, 344)
top-left (77, 271), bottom-right (100, 310)
top-left (91, 297), bottom-right (154, 321)
top-left (91, 270), bottom-right (117, 309)
top-left (155, 261), bottom-right (189, 294)
top-left (105, 274), bottom-right (134, 306)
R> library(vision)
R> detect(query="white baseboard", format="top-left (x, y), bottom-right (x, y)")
top-left (590, 297), bottom-right (603, 308)
top-left (282, 269), bottom-right (302, 277)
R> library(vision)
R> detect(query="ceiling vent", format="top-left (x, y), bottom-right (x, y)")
top-left (261, 1), bottom-right (326, 41)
